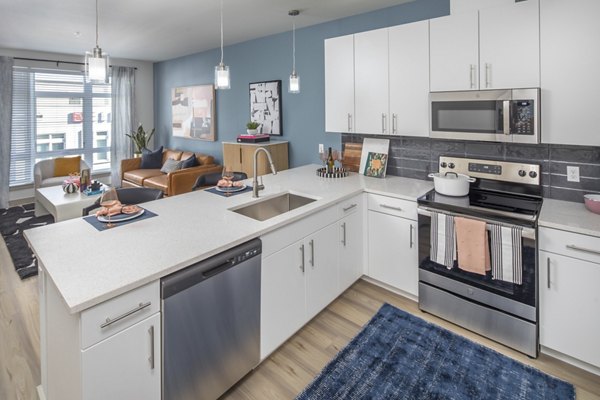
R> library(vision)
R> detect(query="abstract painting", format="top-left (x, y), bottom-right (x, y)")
top-left (172, 84), bottom-right (215, 141)
top-left (249, 80), bottom-right (282, 135)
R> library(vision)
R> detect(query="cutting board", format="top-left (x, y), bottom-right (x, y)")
top-left (342, 143), bottom-right (363, 173)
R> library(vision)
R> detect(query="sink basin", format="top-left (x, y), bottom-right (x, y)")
top-left (231, 192), bottom-right (316, 221)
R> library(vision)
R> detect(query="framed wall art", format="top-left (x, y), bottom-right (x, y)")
top-left (171, 84), bottom-right (216, 141)
top-left (249, 80), bottom-right (282, 135)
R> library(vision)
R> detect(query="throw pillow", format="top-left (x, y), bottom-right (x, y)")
top-left (161, 158), bottom-right (183, 174)
top-left (181, 154), bottom-right (198, 169)
top-left (54, 156), bottom-right (81, 177)
top-left (140, 146), bottom-right (163, 169)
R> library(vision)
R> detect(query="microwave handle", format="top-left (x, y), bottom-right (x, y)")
top-left (503, 100), bottom-right (510, 135)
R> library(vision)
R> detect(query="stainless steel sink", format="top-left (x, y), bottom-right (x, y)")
top-left (231, 193), bottom-right (316, 221)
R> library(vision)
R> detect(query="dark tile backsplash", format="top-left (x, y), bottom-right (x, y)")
top-left (342, 134), bottom-right (600, 203)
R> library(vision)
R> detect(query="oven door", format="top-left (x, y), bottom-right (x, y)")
top-left (417, 208), bottom-right (537, 320)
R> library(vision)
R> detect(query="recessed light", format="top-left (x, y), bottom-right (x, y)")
top-left (74, 31), bottom-right (81, 38)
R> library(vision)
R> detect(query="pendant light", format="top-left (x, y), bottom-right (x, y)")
top-left (85, 0), bottom-right (109, 84)
top-left (214, 0), bottom-right (230, 89)
top-left (288, 10), bottom-right (300, 93)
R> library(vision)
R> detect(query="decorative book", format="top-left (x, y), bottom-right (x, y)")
top-left (363, 152), bottom-right (388, 178)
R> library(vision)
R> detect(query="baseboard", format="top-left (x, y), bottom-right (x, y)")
top-left (360, 276), bottom-right (418, 303)
top-left (37, 385), bottom-right (47, 400)
top-left (541, 346), bottom-right (600, 377)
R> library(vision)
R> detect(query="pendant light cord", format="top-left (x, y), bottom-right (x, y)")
top-left (292, 19), bottom-right (296, 73)
top-left (220, 0), bottom-right (224, 64)
top-left (95, 0), bottom-right (99, 48)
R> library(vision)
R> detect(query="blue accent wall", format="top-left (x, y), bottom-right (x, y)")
top-left (153, 0), bottom-right (450, 167)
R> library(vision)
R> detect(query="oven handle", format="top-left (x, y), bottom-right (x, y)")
top-left (417, 207), bottom-right (536, 240)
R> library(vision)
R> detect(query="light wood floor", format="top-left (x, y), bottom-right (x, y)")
top-left (1, 239), bottom-right (599, 400)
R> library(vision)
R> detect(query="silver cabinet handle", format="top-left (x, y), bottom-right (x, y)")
top-left (566, 244), bottom-right (600, 256)
top-left (392, 113), bottom-right (397, 134)
top-left (546, 257), bottom-right (551, 289)
top-left (381, 113), bottom-right (387, 133)
top-left (341, 222), bottom-right (347, 246)
top-left (100, 301), bottom-right (151, 329)
top-left (485, 63), bottom-right (491, 88)
top-left (380, 204), bottom-right (403, 212)
top-left (343, 203), bottom-right (357, 212)
top-left (409, 224), bottom-right (414, 248)
top-left (502, 100), bottom-right (511, 135)
top-left (148, 325), bottom-right (155, 369)
top-left (469, 64), bottom-right (476, 89)
top-left (309, 239), bottom-right (315, 267)
top-left (299, 244), bottom-right (305, 273)
top-left (347, 113), bottom-right (352, 132)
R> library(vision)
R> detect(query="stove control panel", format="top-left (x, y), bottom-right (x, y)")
top-left (438, 156), bottom-right (540, 185)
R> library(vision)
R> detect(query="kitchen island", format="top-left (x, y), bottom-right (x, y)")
top-left (26, 164), bottom-right (433, 400)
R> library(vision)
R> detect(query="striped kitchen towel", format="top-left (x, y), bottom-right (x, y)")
top-left (490, 224), bottom-right (523, 285)
top-left (430, 211), bottom-right (456, 269)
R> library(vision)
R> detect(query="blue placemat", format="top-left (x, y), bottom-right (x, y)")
top-left (83, 208), bottom-right (158, 231)
top-left (205, 185), bottom-right (253, 197)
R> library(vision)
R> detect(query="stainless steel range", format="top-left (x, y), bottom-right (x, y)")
top-left (417, 156), bottom-right (543, 357)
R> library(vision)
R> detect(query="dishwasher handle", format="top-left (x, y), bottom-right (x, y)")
top-left (202, 258), bottom-right (235, 279)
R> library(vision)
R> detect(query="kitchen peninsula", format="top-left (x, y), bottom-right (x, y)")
top-left (26, 164), bottom-right (433, 400)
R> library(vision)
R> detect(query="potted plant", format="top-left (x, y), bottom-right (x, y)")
top-left (246, 121), bottom-right (261, 135)
top-left (126, 124), bottom-right (155, 156)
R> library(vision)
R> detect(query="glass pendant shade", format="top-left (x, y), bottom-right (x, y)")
top-left (289, 71), bottom-right (300, 93)
top-left (85, 47), bottom-right (109, 84)
top-left (215, 62), bottom-right (230, 90)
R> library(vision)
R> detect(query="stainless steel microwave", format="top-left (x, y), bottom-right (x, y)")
top-left (430, 88), bottom-right (540, 144)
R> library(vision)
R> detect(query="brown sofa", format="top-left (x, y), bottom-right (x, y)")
top-left (120, 149), bottom-right (223, 196)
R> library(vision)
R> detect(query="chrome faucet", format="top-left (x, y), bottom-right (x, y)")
top-left (252, 147), bottom-right (277, 198)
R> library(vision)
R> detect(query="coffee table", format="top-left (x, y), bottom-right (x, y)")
top-left (35, 185), bottom-right (104, 222)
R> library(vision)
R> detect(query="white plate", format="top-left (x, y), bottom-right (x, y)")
top-left (215, 184), bottom-right (247, 193)
top-left (97, 209), bottom-right (145, 223)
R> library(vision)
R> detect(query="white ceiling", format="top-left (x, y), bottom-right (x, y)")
top-left (0, 0), bottom-right (413, 62)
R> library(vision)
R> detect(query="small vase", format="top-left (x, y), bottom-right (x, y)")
top-left (134, 152), bottom-right (142, 158)
top-left (246, 129), bottom-right (258, 135)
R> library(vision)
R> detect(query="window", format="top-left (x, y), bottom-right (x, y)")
top-left (9, 67), bottom-right (112, 186)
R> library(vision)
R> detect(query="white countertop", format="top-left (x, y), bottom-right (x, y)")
top-left (25, 164), bottom-right (433, 314)
top-left (539, 198), bottom-right (600, 238)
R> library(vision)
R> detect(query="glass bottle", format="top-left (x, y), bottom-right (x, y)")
top-left (327, 147), bottom-right (335, 174)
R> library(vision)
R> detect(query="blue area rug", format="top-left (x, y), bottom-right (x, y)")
top-left (297, 304), bottom-right (574, 400)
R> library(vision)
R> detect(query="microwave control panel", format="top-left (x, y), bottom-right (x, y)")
top-left (511, 100), bottom-right (534, 135)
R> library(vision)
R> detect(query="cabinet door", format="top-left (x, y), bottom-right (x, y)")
top-left (354, 28), bottom-right (389, 135)
top-left (240, 145), bottom-right (264, 178)
top-left (261, 240), bottom-right (306, 358)
top-left (325, 34), bottom-right (355, 133)
top-left (81, 313), bottom-right (161, 400)
top-left (541, 0), bottom-right (600, 146)
top-left (479, 0), bottom-right (540, 89)
top-left (368, 211), bottom-right (418, 297)
top-left (430, 12), bottom-right (479, 91)
top-left (389, 20), bottom-right (429, 137)
top-left (222, 143), bottom-right (243, 172)
top-left (339, 210), bottom-right (364, 291)
top-left (306, 223), bottom-right (340, 320)
top-left (539, 251), bottom-right (600, 368)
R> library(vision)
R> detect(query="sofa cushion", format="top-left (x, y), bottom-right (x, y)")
top-left (143, 174), bottom-right (168, 192)
top-left (141, 146), bottom-right (163, 169)
top-left (54, 156), bottom-right (81, 177)
top-left (163, 149), bottom-right (183, 163)
top-left (181, 154), bottom-right (198, 169)
top-left (196, 154), bottom-right (214, 166)
top-left (123, 169), bottom-right (162, 186)
top-left (160, 158), bottom-right (183, 174)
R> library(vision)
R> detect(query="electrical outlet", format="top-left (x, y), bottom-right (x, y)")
top-left (319, 143), bottom-right (324, 153)
top-left (567, 166), bottom-right (580, 182)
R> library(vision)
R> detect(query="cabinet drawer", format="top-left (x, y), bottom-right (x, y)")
top-left (337, 194), bottom-right (363, 218)
top-left (367, 193), bottom-right (416, 220)
top-left (539, 227), bottom-right (600, 265)
top-left (81, 281), bottom-right (160, 349)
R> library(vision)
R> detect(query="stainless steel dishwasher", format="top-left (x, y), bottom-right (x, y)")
top-left (161, 238), bottom-right (261, 400)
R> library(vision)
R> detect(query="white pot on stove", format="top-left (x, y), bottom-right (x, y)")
top-left (428, 172), bottom-right (476, 197)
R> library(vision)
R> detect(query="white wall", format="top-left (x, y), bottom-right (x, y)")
top-left (0, 48), bottom-right (154, 201)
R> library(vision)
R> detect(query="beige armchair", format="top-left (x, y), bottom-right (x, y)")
top-left (34, 158), bottom-right (91, 189)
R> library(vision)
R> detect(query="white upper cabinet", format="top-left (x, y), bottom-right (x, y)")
top-left (430, 12), bottom-right (479, 91)
top-left (430, 0), bottom-right (540, 92)
top-left (389, 20), bottom-right (430, 137)
top-left (354, 28), bottom-right (390, 135)
top-left (479, 0), bottom-right (540, 89)
top-left (325, 34), bottom-right (355, 133)
top-left (540, 0), bottom-right (600, 146)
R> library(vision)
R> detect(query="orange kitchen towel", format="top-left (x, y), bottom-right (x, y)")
top-left (455, 217), bottom-right (490, 275)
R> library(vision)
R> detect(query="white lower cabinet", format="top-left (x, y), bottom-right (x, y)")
top-left (81, 314), bottom-right (161, 400)
top-left (539, 227), bottom-right (600, 370)
top-left (367, 195), bottom-right (418, 297)
top-left (339, 202), bottom-right (364, 291)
